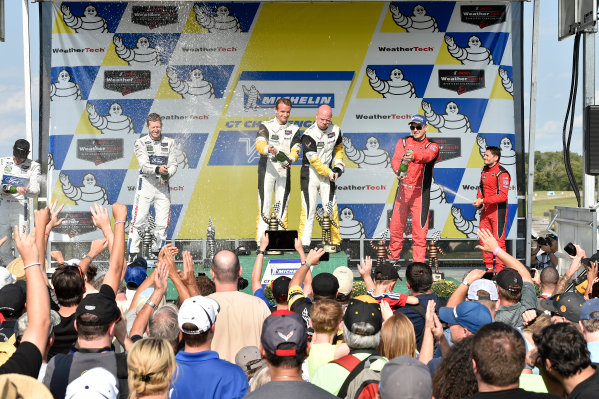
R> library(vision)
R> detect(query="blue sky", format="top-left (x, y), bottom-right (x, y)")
top-left (0, 2), bottom-right (588, 159)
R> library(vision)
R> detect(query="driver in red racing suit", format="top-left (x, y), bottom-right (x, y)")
top-left (389, 115), bottom-right (439, 263)
top-left (474, 145), bottom-right (510, 273)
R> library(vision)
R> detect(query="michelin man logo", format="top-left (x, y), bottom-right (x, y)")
top-left (194, 4), bottom-right (241, 33)
top-left (444, 35), bottom-right (494, 66)
top-left (48, 153), bottom-right (55, 172)
top-left (339, 207), bottom-right (366, 239)
top-left (451, 206), bottom-right (479, 238)
top-left (389, 3), bottom-right (439, 32)
top-left (61, 4), bottom-right (108, 33)
top-left (174, 143), bottom-right (191, 169)
top-left (239, 137), bottom-right (260, 163)
top-left (499, 68), bottom-right (513, 96)
top-left (113, 36), bottom-right (161, 66)
top-left (477, 136), bottom-right (516, 178)
top-left (430, 177), bottom-right (447, 204)
top-left (366, 67), bottom-right (416, 98)
top-left (243, 85), bottom-right (262, 112)
top-left (342, 135), bottom-right (390, 168)
top-left (60, 172), bottom-right (109, 205)
top-left (167, 67), bottom-right (215, 99)
top-left (422, 100), bottom-right (473, 134)
top-left (87, 102), bottom-right (135, 135)
top-left (50, 69), bottom-right (82, 101)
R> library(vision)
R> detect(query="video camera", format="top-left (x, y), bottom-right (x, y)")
top-left (536, 236), bottom-right (552, 246)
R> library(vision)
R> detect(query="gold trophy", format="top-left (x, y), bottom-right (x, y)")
top-left (427, 231), bottom-right (445, 281)
top-left (369, 230), bottom-right (392, 267)
top-left (316, 202), bottom-right (338, 254)
top-left (262, 202), bottom-right (286, 255)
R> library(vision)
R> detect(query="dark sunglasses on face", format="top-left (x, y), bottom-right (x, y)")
top-left (409, 125), bottom-right (423, 130)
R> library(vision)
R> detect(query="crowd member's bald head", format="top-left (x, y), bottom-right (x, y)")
top-left (211, 250), bottom-right (241, 284)
top-left (540, 267), bottom-right (559, 286)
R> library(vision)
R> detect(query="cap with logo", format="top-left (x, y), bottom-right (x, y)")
top-left (261, 310), bottom-right (307, 357)
top-left (409, 114), bottom-right (428, 125)
top-left (439, 301), bottom-right (493, 333)
top-left (178, 295), bottom-right (220, 334)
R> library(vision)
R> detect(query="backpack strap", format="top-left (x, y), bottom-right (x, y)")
top-left (49, 353), bottom-right (74, 399)
top-left (115, 352), bottom-right (129, 399)
top-left (331, 354), bottom-right (361, 371)
top-left (334, 354), bottom-right (375, 399)
top-left (405, 303), bottom-right (427, 319)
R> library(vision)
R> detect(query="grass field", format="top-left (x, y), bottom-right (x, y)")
top-left (531, 191), bottom-right (580, 217)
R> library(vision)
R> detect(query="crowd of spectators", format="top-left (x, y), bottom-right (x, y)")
top-left (1, 203), bottom-right (599, 399)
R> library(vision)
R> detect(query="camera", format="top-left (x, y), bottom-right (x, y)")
top-left (237, 276), bottom-right (248, 291)
top-left (536, 237), bottom-right (551, 247)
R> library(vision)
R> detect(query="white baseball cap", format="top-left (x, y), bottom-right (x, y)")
top-left (65, 367), bottom-right (118, 399)
top-left (467, 279), bottom-right (498, 301)
top-left (178, 296), bottom-right (220, 334)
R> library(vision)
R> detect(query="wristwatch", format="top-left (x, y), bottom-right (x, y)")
top-left (146, 300), bottom-right (158, 310)
top-left (256, 249), bottom-right (265, 255)
top-left (462, 279), bottom-right (470, 287)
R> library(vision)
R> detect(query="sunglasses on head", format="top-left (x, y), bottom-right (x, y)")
top-left (409, 125), bottom-right (423, 130)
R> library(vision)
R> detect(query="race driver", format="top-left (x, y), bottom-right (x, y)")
top-left (129, 113), bottom-right (178, 260)
top-left (0, 139), bottom-right (40, 266)
top-left (473, 145), bottom-right (510, 273)
top-left (389, 115), bottom-right (439, 263)
top-left (298, 104), bottom-right (344, 248)
top-left (255, 98), bottom-right (300, 246)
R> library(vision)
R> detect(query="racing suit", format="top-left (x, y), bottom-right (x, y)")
top-left (298, 122), bottom-right (344, 246)
top-left (389, 136), bottom-right (439, 262)
top-left (255, 118), bottom-right (301, 244)
top-left (128, 135), bottom-right (178, 256)
top-left (477, 162), bottom-right (510, 273)
top-left (0, 157), bottom-right (40, 266)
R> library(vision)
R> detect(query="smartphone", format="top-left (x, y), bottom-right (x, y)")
top-left (265, 230), bottom-right (298, 251)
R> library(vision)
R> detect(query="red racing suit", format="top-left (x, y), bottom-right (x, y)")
top-left (389, 136), bottom-right (439, 262)
top-left (477, 162), bottom-right (510, 272)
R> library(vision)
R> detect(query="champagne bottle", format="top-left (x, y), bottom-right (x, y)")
top-left (275, 151), bottom-right (291, 164)
top-left (398, 149), bottom-right (413, 178)
top-left (2, 185), bottom-right (17, 194)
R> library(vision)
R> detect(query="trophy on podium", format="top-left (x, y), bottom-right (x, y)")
top-left (369, 229), bottom-right (392, 267)
top-left (427, 231), bottom-right (445, 281)
top-left (205, 217), bottom-right (216, 268)
top-left (316, 202), bottom-right (338, 254)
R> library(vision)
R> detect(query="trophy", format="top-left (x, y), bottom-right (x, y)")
top-left (141, 214), bottom-right (157, 260)
top-left (262, 202), bottom-right (286, 255)
top-left (427, 231), bottom-right (445, 281)
top-left (369, 229), bottom-right (392, 267)
top-left (316, 202), bottom-right (338, 254)
top-left (205, 217), bottom-right (216, 268)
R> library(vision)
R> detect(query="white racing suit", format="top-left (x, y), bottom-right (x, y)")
top-left (0, 157), bottom-right (40, 266)
top-left (298, 123), bottom-right (344, 246)
top-left (255, 118), bottom-right (300, 244)
top-left (128, 135), bottom-right (178, 256)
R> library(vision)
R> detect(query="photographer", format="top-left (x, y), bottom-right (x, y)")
top-left (532, 234), bottom-right (558, 269)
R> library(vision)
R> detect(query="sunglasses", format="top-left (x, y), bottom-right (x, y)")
top-left (409, 125), bottom-right (423, 130)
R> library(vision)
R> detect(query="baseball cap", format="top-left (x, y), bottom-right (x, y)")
top-left (0, 268), bottom-right (16, 290)
top-left (14, 310), bottom-right (61, 339)
top-left (235, 346), bottom-right (266, 374)
top-left (178, 295), bottom-right (220, 334)
top-left (580, 298), bottom-right (599, 321)
top-left (374, 263), bottom-right (399, 281)
top-left (0, 374), bottom-right (53, 399)
top-left (312, 273), bottom-right (339, 297)
top-left (439, 301), bottom-right (492, 333)
top-left (125, 258), bottom-right (148, 289)
top-left (343, 295), bottom-right (383, 335)
top-left (333, 266), bottom-right (353, 296)
top-left (542, 292), bottom-right (586, 322)
top-left (75, 291), bottom-right (121, 326)
top-left (261, 310), bottom-right (307, 356)
top-left (496, 268), bottom-right (522, 294)
top-left (409, 114), bottom-right (427, 125)
top-left (0, 284), bottom-right (26, 318)
top-left (467, 279), bottom-right (498, 301)
top-left (379, 356), bottom-right (432, 399)
top-left (271, 276), bottom-right (291, 302)
top-left (65, 367), bottom-right (118, 399)
top-left (13, 139), bottom-right (30, 159)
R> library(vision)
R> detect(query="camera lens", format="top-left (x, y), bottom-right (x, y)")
top-left (564, 243), bottom-right (577, 257)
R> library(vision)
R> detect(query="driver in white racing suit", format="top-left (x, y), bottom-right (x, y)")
top-left (298, 105), bottom-right (345, 248)
top-left (255, 98), bottom-right (300, 245)
top-left (0, 139), bottom-right (40, 266)
top-left (128, 113), bottom-right (178, 259)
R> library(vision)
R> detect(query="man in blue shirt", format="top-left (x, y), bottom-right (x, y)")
top-left (171, 295), bottom-right (248, 399)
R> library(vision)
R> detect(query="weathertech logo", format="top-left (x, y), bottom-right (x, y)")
top-left (337, 184), bottom-right (386, 191)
